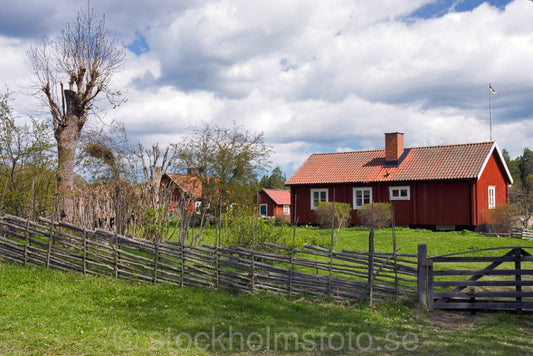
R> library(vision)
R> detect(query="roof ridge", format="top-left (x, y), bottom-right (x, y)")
top-left (310, 141), bottom-right (493, 156)
top-left (311, 149), bottom-right (384, 156)
top-left (408, 141), bottom-right (493, 150)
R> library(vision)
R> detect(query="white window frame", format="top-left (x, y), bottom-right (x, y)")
top-left (310, 188), bottom-right (328, 210)
top-left (353, 187), bottom-right (372, 209)
top-left (194, 201), bottom-right (202, 214)
top-left (488, 186), bottom-right (496, 209)
top-left (283, 205), bottom-right (290, 216)
top-left (259, 204), bottom-right (268, 216)
top-left (389, 186), bottom-right (410, 201)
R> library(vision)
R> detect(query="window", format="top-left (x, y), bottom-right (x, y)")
top-left (389, 186), bottom-right (410, 200)
top-left (488, 186), bottom-right (496, 209)
top-left (311, 189), bottom-right (328, 209)
top-left (259, 204), bottom-right (268, 216)
top-left (283, 205), bottom-right (290, 216)
top-left (353, 188), bottom-right (372, 209)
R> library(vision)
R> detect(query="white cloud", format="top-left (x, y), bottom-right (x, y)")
top-left (0, 0), bottom-right (532, 178)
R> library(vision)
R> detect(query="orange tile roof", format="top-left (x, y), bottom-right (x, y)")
top-left (165, 173), bottom-right (203, 197)
top-left (262, 189), bottom-right (291, 205)
top-left (286, 142), bottom-right (507, 185)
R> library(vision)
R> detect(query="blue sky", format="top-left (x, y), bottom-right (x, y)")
top-left (0, 0), bottom-right (531, 177)
top-left (408, 0), bottom-right (512, 19)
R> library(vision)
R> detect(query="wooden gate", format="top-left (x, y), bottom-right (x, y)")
top-left (418, 245), bottom-right (533, 312)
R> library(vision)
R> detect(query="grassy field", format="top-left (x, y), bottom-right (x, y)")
top-left (170, 223), bottom-right (533, 256)
top-left (1, 262), bottom-right (533, 355)
top-left (2, 226), bottom-right (533, 355)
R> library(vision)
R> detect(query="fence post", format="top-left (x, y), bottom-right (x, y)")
top-left (368, 226), bottom-right (375, 305)
top-left (180, 243), bottom-right (185, 287)
top-left (288, 220), bottom-right (297, 297)
top-left (215, 239), bottom-right (220, 289)
top-left (153, 241), bottom-right (160, 284)
top-left (82, 228), bottom-right (87, 274)
top-left (515, 248), bottom-right (522, 313)
top-left (114, 232), bottom-right (119, 279)
top-left (417, 244), bottom-right (428, 307)
top-left (250, 248), bottom-right (256, 292)
top-left (46, 223), bottom-right (53, 269)
top-left (23, 219), bottom-right (29, 265)
top-left (427, 260), bottom-right (434, 312)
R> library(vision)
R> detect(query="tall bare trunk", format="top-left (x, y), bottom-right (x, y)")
top-left (55, 89), bottom-right (85, 221)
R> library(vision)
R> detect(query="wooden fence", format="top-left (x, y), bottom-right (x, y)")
top-left (0, 215), bottom-right (417, 302)
top-left (418, 244), bottom-right (533, 312)
top-left (511, 228), bottom-right (533, 240)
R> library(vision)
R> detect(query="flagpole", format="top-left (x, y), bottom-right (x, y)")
top-left (489, 82), bottom-right (492, 141)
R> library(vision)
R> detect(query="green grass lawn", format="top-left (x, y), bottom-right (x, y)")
top-left (1, 262), bottom-right (533, 355)
top-left (3, 225), bottom-right (533, 355)
top-left (171, 223), bottom-right (533, 257)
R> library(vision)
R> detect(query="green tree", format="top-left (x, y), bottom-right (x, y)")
top-left (0, 90), bottom-right (56, 218)
top-left (260, 166), bottom-right (287, 189)
top-left (177, 123), bottom-right (272, 209)
top-left (28, 4), bottom-right (126, 221)
top-left (220, 205), bottom-right (283, 251)
top-left (508, 148), bottom-right (533, 228)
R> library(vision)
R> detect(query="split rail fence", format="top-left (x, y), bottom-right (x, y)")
top-left (0, 215), bottom-right (417, 302)
top-left (511, 228), bottom-right (533, 240)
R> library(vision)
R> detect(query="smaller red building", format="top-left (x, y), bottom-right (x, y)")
top-left (161, 173), bottom-right (203, 213)
top-left (259, 189), bottom-right (291, 222)
top-left (286, 132), bottom-right (513, 230)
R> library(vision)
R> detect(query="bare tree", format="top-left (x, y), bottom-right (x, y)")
top-left (78, 121), bottom-right (137, 182)
top-left (28, 4), bottom-right (126, 221)
top-left (138, 143), bottom-right (177, 197)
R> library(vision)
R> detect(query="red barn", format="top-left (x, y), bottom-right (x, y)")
top-left (259, 188), bottom-right (291, 222)
top-left (286, 132), bottom-right (513, 230)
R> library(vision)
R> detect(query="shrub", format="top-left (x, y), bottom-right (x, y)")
top-left (314, 202), bottom-right (352, 228)
top-left (489, 203), bottom-right (522, 234)
top-left (274, 212), bottom-right (291, 223)
top-left (221, 205), bottom-right (285, 250)
top-left (357, 202), bottom-right (392, 229)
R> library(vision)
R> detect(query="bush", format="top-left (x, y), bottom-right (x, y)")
top-left (221, 205), bottom-right (285, 250)
top-left (314, 202), bottom-right (352, 228)
top-left (489, 203), bottom-right (521, 234)
top-left (357, 202), bottom-right (392, 229)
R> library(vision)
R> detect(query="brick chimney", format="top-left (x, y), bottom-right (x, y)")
top-left (385, 132), bottom-right (404, 162)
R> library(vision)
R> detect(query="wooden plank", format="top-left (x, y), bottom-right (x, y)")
top-left (435, 280), bottom-right (533, 287)
top-left (434, 269), bottom-right (533, 276)
top-left (434, 291), bottom-right (533, 298)
top-left (432, 256), bottom-right (517, 263)
top-left (432, 302), bottom-right (533, 310)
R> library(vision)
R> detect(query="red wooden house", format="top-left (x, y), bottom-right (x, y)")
top-left (161, 173), bottom-right (203, 213)
top-left (286, 132), bottom-right (513, 230)
top-left (259, 189), bottom-right (291, 222)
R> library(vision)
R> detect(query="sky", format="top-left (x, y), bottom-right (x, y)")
top-left (0, 0), bottom-right (532, 177)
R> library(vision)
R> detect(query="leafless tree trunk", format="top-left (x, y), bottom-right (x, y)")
top-left (28, 4), bottom-right (125, 221)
